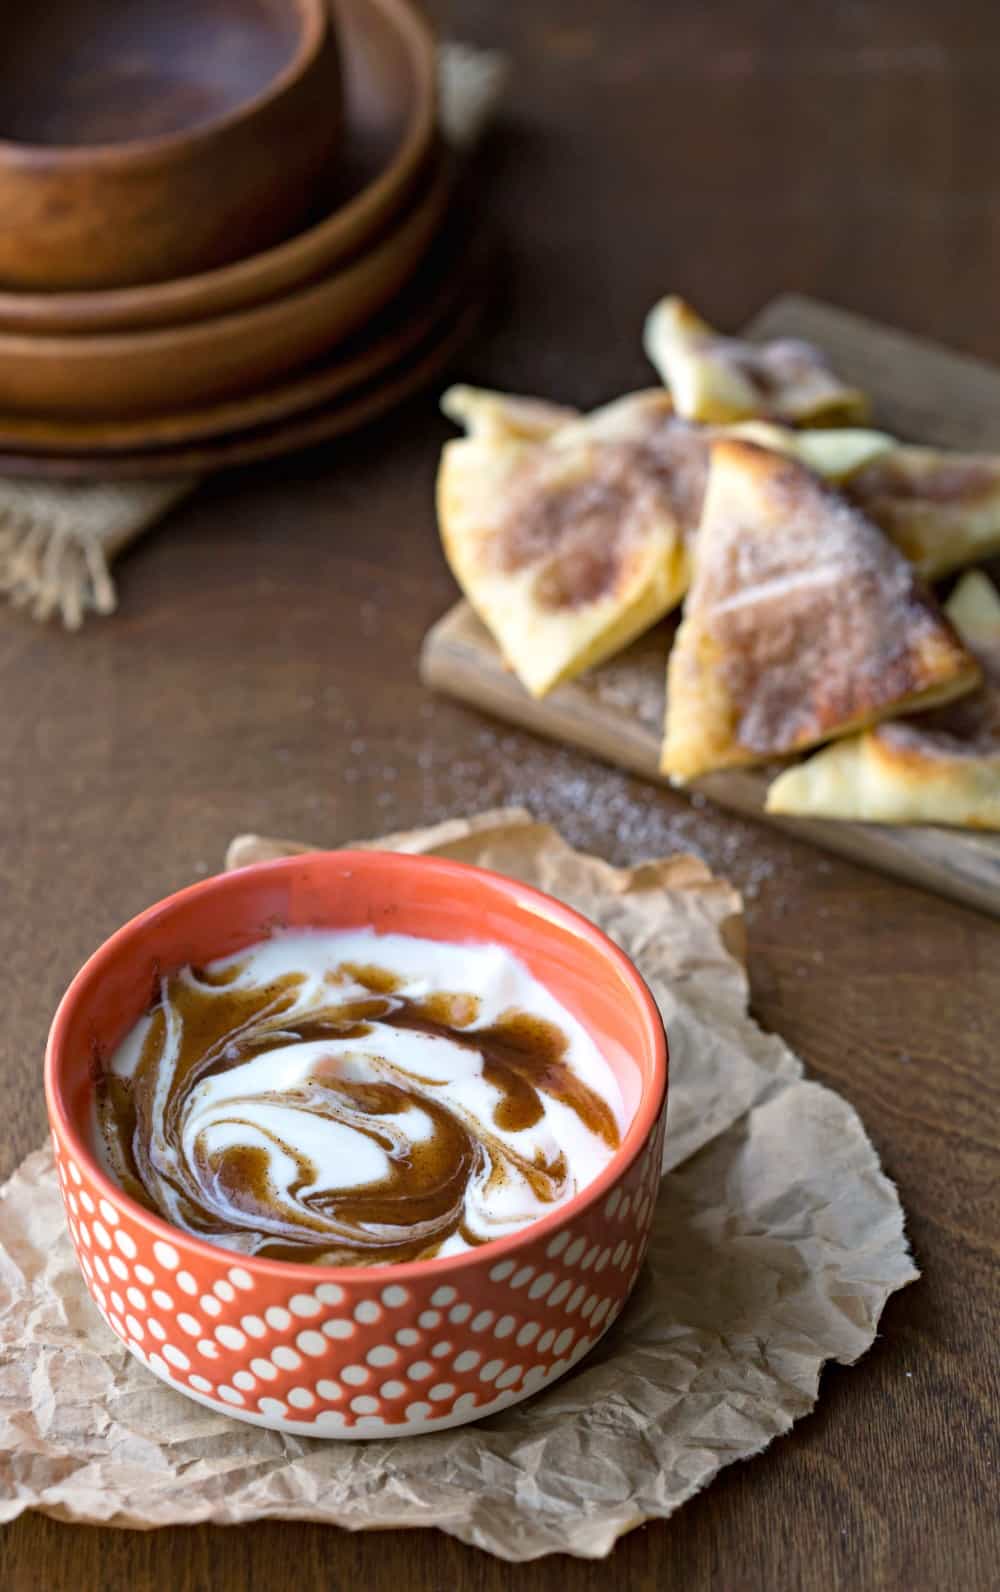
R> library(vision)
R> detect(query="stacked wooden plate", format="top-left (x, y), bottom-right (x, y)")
top-left (0, 0), bottom-right (483, 478)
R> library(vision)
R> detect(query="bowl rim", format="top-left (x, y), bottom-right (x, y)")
top-left (0, 0), bottom-right (437, 329)
top-left (0, 0), bottom-right (332, 166)
top-left (45, 849), bottom-right (668, 1287)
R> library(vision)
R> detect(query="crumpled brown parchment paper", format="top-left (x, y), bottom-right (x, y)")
top-left (0, 809), bottom-right (917, 1559)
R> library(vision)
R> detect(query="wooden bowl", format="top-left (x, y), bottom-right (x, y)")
top-left (0, 0), bottom-right (342, 291)
top-left (0, 160), bottom-right (452, 418)
top-left (0, 0), bottom-right (437, 331)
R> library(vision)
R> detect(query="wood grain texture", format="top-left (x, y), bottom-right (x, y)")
top-left (3, 0), bottom-right (1000, 1588)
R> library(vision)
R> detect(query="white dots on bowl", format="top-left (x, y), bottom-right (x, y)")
top-left (77, 1222), bottom-right (92, 1250)
top-left (257, 1396), bottom-right (286, 1418)
top-left (380, 1284), bottom-right (408, 1309)
top-left (80, 1191), bottom-right (94, 1213)
top-left (430, 1285), bottom-right (457, 1308)
top-left (98, 1199), bottom-right (119, 1226)
top-left (454, 1392), bottom-right (478, 1416)
top-left (289, 1292), bottom-right (321, 1318)
top-left (510, 1266), bottom-right (534, 1290)
top-left (147, 1352), bottom-right (168, 1377)
top-left (125, 1314), bottom-right (144, 1340)
top-left (595, 1249), bottom-right (612, 1273)
top-left (93, 1258), bottom-right (109, 1287)
top-left (407, 1360), bottom-right (432, 1382)
top-left (69, 1162), bottom-right (82, 1185)
top-left (114, 1230), bottom-right (137, 1260)
top-left (548, 1280), bottom-right (571, 1309)
top-left (163, 1343), bottom-right (191, 1371)
top-left (215, 1325), bottom-right (246, 1352)
top-left (148, 1319), bottom-right (166, 1341)
top-left (177, 1271), bottom-right (198, 1295)
top-left (153, 1240), bottom-right (179, 1269)
top-left (564, 1237), bottom-right (586, 1267)
top-left (323, 1318), bottom-right (354, 1341)
top-left (314, 1409), bottom-right (345, 1431)
top-left (567, 1285), bottom-right (586, 1313)
top-left (620, 1244), bottom-right (634, 1272)
top-left (213, 1279), bottom-right (235, 1303)
top-left (604, 1190), bottom-right (622, 1220)
top-left (479, 1359), bottom-right (504, 1383)
top-left (93, 1221), bottom-right (112, 1250)
top-left (528, 1272), bottom-right (555, 1301)
top-left (200, 1295), bottom-right (222, 1318)
top-left (494, 1315), bottom-right (516, 1340)
top-left (272, 1346), bottom-right (301, 1372)
top-left (152, 1288), bottom-right (173, 1311)
top-left (217, 1385), bottom-right (245, 1406)
top-left (418, 1310), bottom-right (441, 1330)
top-left (134, 1262), bottom-right (154, 1285)
top-left (431, 1340), bottom-right (453, 1360)
top-left (496, 1364), bottom-right (523, 1390)
top-left (581, 1293), bottom-right (598, 1320)
top-left (251, 1357), bottom-right (278, 1381)
top-left (350, 1394), bottom-right (379, 1416)
top-left (110, 1291), bottom-right (125, 1316)
top-left (241, 1314), bottom-right (266, 1339)
top-left (265, 1305), bottom-right (291, 1331)
top-left (197, 1340), bottom-right (219, 1359)
top-left (592, 1299), bottom-right (611, 1327)
top-left (405, 1402), bottom-right (431, 1422)
top-left (453, 1349), bottom-right (480, 1373)
top-left (354, 1300), bottom-right (380, 1325)
top-left (93, 1284), bottom-right (107, 1310)
top-left (287, 1386), bottom-right (314, 1409)
top-left (395, 1327), bottom-right (419, 1348)
top-left (379, 1379), bottom-right (406, 1399)
top-left (581, 1245), bottom-right (598, 1271)
top-left (296, 1330), bottom-right (327, 1358)
top-left (489, 1260), bottom-right (515, 1282)
top-left (80, 1255), bottom-right (93, 1280)
top-left (471, 1310), bottom-right (494, 1333)
top-left (316, 1379), bottom-right (343, 1401)
top-left (68, 1193), bottom-right (79, 1216)
top-left (428, 1382), bottom-right (455, 1403)
top-left (108, 1256), bottom-right (129, 1281)
top-left (522, 1365), bottom-right (548, 1392)
top-left (612, 1241), bottom-right (627, 1268)
top-left (549, 1358), bottom-right (568, 1380)
top-left (177, 1312), bottom-right (201, 1337)
top-left (366, 1344), bottom-right (397, 1368)
top-left (516, 1322), bottom-right (540, 1348)
top-left (228, 1266), bottom-right (254, 1291)
top-left (341, 1364), bottom-right (369, 1387)
top-left (554, 1328), bottom-right (575, 1355)
top-left (449, 1302), bottom-right (471, 1325)
top-left (189, 1374), bottom-right (213, 1394)
top-left (125, 1286), bottom-right (146, 1311)
top-left (546, 1231), bottom-right (570, 1259)
top-left (537, 1329), bottom-right (556, 1354)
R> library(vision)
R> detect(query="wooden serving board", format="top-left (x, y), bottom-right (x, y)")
top-left (420, 294), bottom-right (1000, 918)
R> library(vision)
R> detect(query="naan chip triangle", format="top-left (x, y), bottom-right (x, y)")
top-left (437, 387), bottom-right (716, 697)
top-left (766, 572), bottom-right (1000, 828)
top-left (844, 445), bottom-right (1000, 579)
top-left (661, 439), bottom-right (980, 781)
top-left (644, 295), bottom-right (869, 426)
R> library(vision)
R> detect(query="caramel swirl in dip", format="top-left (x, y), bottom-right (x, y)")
top-left (94, 931), bottom-right (625, 1265)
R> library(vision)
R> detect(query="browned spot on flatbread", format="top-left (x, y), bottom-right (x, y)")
top-left (876, 642), bottom-right (1000, 762)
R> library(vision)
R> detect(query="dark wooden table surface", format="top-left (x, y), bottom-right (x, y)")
top-left (3, 2), bottom-right (1000, 1587)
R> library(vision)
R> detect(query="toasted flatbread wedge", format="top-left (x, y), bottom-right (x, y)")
top-left (644, 296), bottom-right (869, 426)
top-left (661, 440), bottom-right (979, 781)
top-left (844, 445), bottom-right (1000, 579)
top-left (441, 385), bottom-right (579, 443)
top-left (766, 573), bottom-right (1000, 828)
top-left (438, 389), bottom-right (711, 696)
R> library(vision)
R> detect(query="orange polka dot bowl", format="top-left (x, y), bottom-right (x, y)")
top-left (45, 850), bottom-right (668, 1438)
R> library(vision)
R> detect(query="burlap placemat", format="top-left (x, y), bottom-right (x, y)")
top-left (0, 810), bottom-right (916, 1558)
